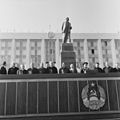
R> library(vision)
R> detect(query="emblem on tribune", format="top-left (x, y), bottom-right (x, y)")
top-left (82, 82), bottom-right (106, 110)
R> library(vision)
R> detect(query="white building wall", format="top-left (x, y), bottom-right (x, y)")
top-left (0, 33), bottom-right (120, 69)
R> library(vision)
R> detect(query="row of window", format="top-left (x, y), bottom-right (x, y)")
top-left (0, 39), bottom-right (119, 67)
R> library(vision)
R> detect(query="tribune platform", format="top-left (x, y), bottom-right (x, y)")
top-left (0, 73), bottom-right (120, 119)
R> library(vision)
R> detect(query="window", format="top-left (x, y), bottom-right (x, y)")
top-left (105, 50), bottom-right (107, 55)
top-left (50, 49), bottom-right (52, 54)
top-left (53, 50), bottom-right (55, 54)
top-left (16, 55), bottom-right (19, 58)
top-left (106, 57), bottom-right (108, 62)
top-left (91, 49), bottom-right (94, 54)
top-left (35, 42), bottom-right (37, 47)
top-left (31, 47), bottom-right (34, 50)
top-left (104, 41), bottom-right (107, 46)
top-left (8, 47), bottom-right (11, 50)
top-left (1, 47), bottom-right (5, 50)
top-left (22, 55), bottom-right (26, 59)
top-left (16, 47), bottom-right (19, 50)
top-left (91, 42), bottom-right (94, 47)
top-left (81, 46), bottom-right (83, 50)
top-left (38, 47), bottom-right (41, 50)
top-left (78, 49), bottom-right (80, 55)
top-left (22, 47), bottom-right (26, 50)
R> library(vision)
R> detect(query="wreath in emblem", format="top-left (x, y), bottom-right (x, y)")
top-left (81, 82), bottom-right (106, 110)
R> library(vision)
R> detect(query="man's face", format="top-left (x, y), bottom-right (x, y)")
top-left (62, 63), bottom-right (65, 68)
top-left (20, 64), bottom-right (23, 70)
top-left (105, 62), bottom-right (108, 67)
top-left (95, 63), bottom-right (99, 68)
top-left (83, 64), bottom-right (88, 69)
top-left (32, 63), bottom-right (35, 68)
top-left (70, 64), bottom-right (74, 68)
top-left (49, 62), bottom-right (53, 67)
top-left (22, 65), bottom-right (25, 69)
top-left (115, 63), bottom-right (118, 68)
top-left (12, 63), bottom-right (16, 68)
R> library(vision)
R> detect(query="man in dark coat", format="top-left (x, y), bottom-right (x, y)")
top-left (39, 63), bottom-right (46, 74)
top-left (0, 61), bottom-right (7, 74)
top-left (45, 62), bottom-right (51, 74)
top-left (81, 62), bottom-right (89, 74)
top-left (59, 62), bottom-right (70, 74)
top-left (8, 63), bottom-right (19, 74)
top-left (94, 62), bottom-right (103, 73)
top-left (27, 63), bottom-right (39, 74)
top-left (69, 64), bottom-right (77, 73)
top-left (103, 62), bottom-right (112, 73)
top-left (111, 63), bottom-right (120, 72)
top-left (17, 64), bottom-right (28, 74)
top-left (49, 61), bottom-right (58, 74)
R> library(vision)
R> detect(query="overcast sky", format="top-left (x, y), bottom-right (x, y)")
top-left (0, 0), bottom-right (120, 33)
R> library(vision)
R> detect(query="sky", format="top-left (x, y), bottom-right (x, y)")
top-left (0, 0), bottom-right (120, 33)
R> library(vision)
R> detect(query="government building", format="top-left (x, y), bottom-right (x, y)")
top-left (0, 33), bottom-right (120, 69)
top-left (0, 33), bottom-right (120, 120)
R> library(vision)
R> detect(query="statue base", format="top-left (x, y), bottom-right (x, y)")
top-left (61, 43), bottom-right (76, 68)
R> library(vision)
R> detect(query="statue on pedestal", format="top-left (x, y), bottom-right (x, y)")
top-left (61, 17), bottom-right (76, 68)
top-left (62, 17), bottom-right (72, 43)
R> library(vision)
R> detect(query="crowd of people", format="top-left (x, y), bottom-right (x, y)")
top-left (0, 61), bottom-right (120, 75)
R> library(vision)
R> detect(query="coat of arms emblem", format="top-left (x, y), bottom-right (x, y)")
top-left (81, 82), bottom-right (106, 110)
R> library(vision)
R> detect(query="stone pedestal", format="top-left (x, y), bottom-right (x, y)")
top-left (61, 43), bottom-right (76, 68)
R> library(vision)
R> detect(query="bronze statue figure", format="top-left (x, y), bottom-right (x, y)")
top-left (62, 17), bottom-right (72, 43)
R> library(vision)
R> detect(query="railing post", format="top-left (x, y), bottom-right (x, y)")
top-left (37, 81), bottom-right (39, 114)
top-left (115, 80), bottom-right (120, 110)
top-left (106, 80), bottom-right (110, 111)
top-left (15, 82), bottom-right (18, 115)
top-left (57, 81), bottom-right (60, 113)
top-left (4, 82), bottom-right (7, 115)
top-left (26, 81), bottom-right (28, 114)
top-left (77, 80), bottom-right (80, 112)
top-left (47, 81), bottom-right (49, 113)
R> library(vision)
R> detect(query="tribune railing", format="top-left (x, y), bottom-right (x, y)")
top-left (0, 73), bottom-right (120, 119)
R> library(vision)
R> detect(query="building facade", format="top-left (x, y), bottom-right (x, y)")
top-left (0, 33), bottom-right (120, 69)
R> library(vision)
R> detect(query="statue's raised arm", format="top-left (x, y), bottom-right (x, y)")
top-left (62, 17), bottom-right (72, 43)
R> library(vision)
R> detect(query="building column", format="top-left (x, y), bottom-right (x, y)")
top-left (41, 39), bottom-right (45, 64)
top-left (11, 39), bottom-right (15, 64)
top-left (84, 39), bottom-right (88, 63)
top-left (26, 39), bottom-right (30, 68)
top-left (55, 39), bottom-right (60, 69)
top-left (97, 39), bottom-right (103, 68)
top-left (111, 39), bottom-right (117, 67)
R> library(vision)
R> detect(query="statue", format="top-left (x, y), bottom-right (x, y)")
top-left (62, 17), bottom-right (72, 43)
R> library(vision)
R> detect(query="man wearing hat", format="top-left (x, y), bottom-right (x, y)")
top-left (81, 62), bottom-right (89, 74)
top-left (62, 17), bottom-right (72, 43)
top-left (0, 61), bottom-right (7, 74)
